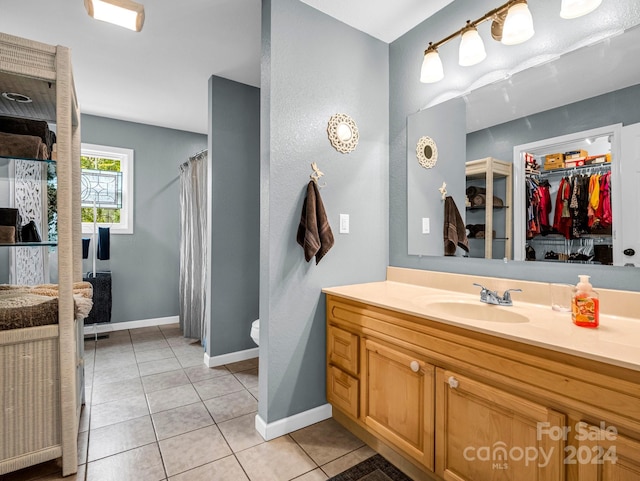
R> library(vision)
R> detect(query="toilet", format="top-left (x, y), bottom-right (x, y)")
top-left (250, 319), bottom-right (260, 346)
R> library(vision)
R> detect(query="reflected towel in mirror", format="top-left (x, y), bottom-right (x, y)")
top-left (444, 196), bottom-right (469, 256)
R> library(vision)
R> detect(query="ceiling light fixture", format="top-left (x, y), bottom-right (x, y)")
top-left (84, 0), bottom-right (145, 32)
top-left (2, 92), bottom-right (33, 103)
top-left (420, 0), bottom-right (601, 84)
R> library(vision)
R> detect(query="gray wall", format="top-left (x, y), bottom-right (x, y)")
top-left (467, 83), bottom-right (640, 162)
top-left (208, 76), bottom-right (260, 357)
top-left (390, 0), bottom-right (640, 290)
top-left (81, 114), bottom-right (207, 323)
top-left (407, 98), bottom-right (466, 256)
top-left (260, 0), bottom-right (389, 423)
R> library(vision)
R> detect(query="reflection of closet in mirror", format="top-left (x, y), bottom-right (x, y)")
top-left (514, 124), bottom-right (623, 265)
top-left (465, 157), bottom-right (512, 260)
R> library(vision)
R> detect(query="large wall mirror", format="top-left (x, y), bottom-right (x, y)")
top-left (407, 22), bottom-right (640, 268)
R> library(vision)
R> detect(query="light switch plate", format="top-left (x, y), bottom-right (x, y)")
top-left (422, 217), bottom-right (430, 234)
top-left (340, 214), bottom-right (349, 234)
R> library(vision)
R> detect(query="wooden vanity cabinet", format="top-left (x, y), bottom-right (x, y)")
top-left (578, 426), bottom-right (640, 481)
top-left (435, 369), bottom-right (565, 481)
top-left (325, 294), bottom-right (640, 481)
top-left (363, 339), bottom-right (435, 470)
top-left (327, 325), bottom-right (360, 418)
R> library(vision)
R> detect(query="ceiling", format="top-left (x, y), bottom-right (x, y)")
top-left (0, 0), bottom-right (451, 135)
top-left (3, 1), bottom-right (637, 136)
top-left (299, 0), bottom-right (454, 43)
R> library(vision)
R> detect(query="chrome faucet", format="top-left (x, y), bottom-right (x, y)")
top-left (473, 283), bottom-right (522, 306)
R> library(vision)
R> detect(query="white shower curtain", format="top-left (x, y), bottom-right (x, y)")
top-left (179, 151), bottom-right (207, 341)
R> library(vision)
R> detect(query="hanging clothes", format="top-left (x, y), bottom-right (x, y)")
top-left (600, 172), bottom-right (612, 227)
top-left (553, 177), bottom-right (572, 239)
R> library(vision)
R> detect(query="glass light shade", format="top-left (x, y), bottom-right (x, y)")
top-left (420, 50), bottom-right (444, 83)
top-left (459, 28), bottom-right (487, 67)
top-left (501, 2), bottom-right (535, 45)
top-left (560, 0), bottom-right (602, 19)
top-left (85, 0), bottom-right (145, 32)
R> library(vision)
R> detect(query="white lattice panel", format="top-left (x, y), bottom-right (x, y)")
top-left (11, 159), bottom-right (47, 285)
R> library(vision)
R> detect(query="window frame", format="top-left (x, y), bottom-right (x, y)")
top-left (81, 143), bottom-right (134, 235)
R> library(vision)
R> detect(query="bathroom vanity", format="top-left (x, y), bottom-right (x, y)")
top-left (323, 268), bottom-right (640, 481)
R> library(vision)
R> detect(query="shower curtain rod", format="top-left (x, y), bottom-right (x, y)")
top-left (179, 149), bottom-right (208, 169)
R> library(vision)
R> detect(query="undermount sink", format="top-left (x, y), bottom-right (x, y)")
top-left (426, 301), bottom-right (530, 324)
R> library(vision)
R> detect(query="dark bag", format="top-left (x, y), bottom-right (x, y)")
top-left (21, 220), bottom-right (41, 243)
top-left (0, 207), bottom-right (21, 242)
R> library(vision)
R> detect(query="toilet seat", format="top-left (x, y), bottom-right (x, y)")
top-left (250, 319), bottom-right (260, 346)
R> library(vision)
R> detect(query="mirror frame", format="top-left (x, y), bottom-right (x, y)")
top-left (327, 113), bottom-right (359, 153)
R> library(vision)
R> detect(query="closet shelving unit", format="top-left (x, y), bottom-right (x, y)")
top-left (0, 33), bottom-right (82, 476)
top-left (526, 161), bottom-right (613, 265)
top-left (465, 157), bottom-right (513, 260)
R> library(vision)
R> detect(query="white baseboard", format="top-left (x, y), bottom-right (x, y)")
top-left (204, 347), bottom-right (259, 367)
top-left (255, 404), bottom-right (333, 441)
top-left (83, 316), bottom-right (179, 336)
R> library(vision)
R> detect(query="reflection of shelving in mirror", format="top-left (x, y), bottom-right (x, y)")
top-left (465, 157), bottom-right (513, 260)
top-left (466, 205), bottom-right (509, 211)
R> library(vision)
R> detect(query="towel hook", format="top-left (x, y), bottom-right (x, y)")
top-left (439, 181), bottom-right (447, 200)
top-left (310, 162), bottom-right (327, 188)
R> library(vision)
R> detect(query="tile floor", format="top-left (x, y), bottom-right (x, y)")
top-left (4, 324), bottom-right (376, 481)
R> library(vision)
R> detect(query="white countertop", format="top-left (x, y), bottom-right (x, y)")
top-left (323, 280), bottom-right (640, 372)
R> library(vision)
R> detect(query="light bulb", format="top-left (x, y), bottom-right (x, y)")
top-left (502, 2), bottom-right (535, 45)
top-left (560, 0), bottom-right (602, 19)
top-left (459, 27), bottom-right (487, 67)
top-left (85, 0), bottom-right (145, 32)
top-left (420, 49), bottom-right (444, 83)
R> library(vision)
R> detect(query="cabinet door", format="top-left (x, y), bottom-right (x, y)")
top-left (363, 339), bottom-right (435, 471)
top-left (435, 369), bottom-right (565, 481)
top-left (578, 423), bottom-right (640, 481)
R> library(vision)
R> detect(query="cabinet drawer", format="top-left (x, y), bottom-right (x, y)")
top-left (328, 325), bottom-right (359, 375)
top-left (328, 366), bottom-right (359, 419)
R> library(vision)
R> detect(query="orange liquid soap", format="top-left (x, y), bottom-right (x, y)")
top-left (571, 275), bottom-right (599, 328)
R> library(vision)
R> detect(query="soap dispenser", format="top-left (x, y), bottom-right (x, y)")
top-left (571, 275), bottom-right (599, 328)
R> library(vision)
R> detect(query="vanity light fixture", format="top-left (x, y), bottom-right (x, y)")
top-left (560, 0), bottom-right (603, 19)
top-left (84, 0), bottom-right (145, 32)
top-left (458, 23), bottom-right (487, 67)
top-left (500, 1), bottom-right (535, 45)
top-left (420, 0), bottom-right (601, 84)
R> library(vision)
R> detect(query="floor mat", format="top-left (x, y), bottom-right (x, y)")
top-left (328, 454), bottom-right (415, 481)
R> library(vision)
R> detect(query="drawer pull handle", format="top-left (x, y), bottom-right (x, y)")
top-left (448, 376), bottom-right (459, 389)
top-left (410, 360), bottom-right (420, 372)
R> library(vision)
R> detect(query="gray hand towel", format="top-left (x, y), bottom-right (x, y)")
top-left (443, 196), bottom-right (469, 256)
top-left (296, 181), bottom-right (334, 264)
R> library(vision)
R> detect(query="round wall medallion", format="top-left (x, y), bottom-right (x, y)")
top-left (327, 113), bottom-right (359, 153)
top-left (416, 136), bottom-right (438, 169)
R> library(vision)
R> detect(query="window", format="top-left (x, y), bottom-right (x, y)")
top-left (81, 143), bottom-right (134, 235)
